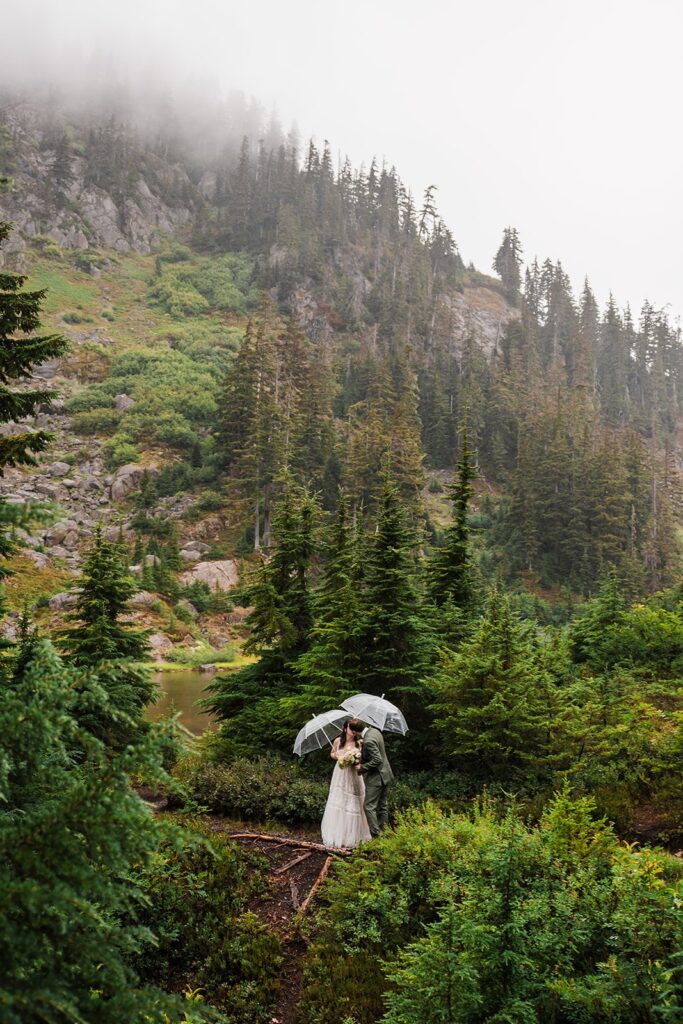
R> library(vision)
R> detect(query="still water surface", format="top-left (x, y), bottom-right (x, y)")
top-left (147, 670), bottom-right (217, 735)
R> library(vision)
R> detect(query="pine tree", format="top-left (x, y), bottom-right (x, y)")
top-left (294, 491), bottom-right (366, 701)
top-left (0, 214), bottom-right (68, 569)
top-left (60, 529), bottom-right (150, 665)
top-left (428, 422), bottom-right (478, 611)
top-left (430, 588), bottom-right (553, 779)
top-left (493, 227), bottom-right (523, 304)
top-left (0, 640), bottom-right (200, 1022)
top-left (359, 471), bottom-right (433, 735)
top-left (208, 485), bottom-right (318, 750)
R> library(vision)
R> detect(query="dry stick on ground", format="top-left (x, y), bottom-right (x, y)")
top-left (275, 851), bottom-right (312, 875)
top-left (297, 856), bottom-right (333, 917)
top-left (289, 877), bottom-right (301, 911)
top-left (229, 832), bottom-right (350, 857)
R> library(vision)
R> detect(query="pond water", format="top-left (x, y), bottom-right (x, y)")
top-left (147, 670), bottom-right (218, 735)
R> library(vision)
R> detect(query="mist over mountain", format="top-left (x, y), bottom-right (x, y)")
top-left (1, 15), bottom-right (683, 1023)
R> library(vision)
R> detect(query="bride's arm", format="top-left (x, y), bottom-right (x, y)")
top-left (330, 738), bottom-right (341, 760)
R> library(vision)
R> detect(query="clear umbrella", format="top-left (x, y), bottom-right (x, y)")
top-left (293, 708), bottom-right (349, 756)
top-left (340, 693), bottom-right (408, 735)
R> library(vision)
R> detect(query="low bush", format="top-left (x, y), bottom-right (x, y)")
top-left (174, 753), bottom-right (329, 824)
top-left (173, 753), bottom-right (472, 827)
top-left (71, 407), bottom-right (121, 434)
top-left (301, 795), bottom-right (683, 1024)
top-left (132, 817), bottom-right (282, 1022)
top-left (62, 310), bottom-right (93, 324)
top-left (150, 251), bottom-right (259, 318)
top-left (167, 642), bottom-right (234, 668)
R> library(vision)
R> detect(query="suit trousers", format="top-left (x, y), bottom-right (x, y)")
top-left (363, 772), bottom-right (390, 837)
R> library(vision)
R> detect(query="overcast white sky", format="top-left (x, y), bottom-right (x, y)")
top-left (3, 0), bottom-right (682, 320)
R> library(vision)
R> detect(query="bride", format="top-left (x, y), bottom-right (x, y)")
top-left (321, 720), bottom-right (372, 849)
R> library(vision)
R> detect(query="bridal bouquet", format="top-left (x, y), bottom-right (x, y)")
top-left (338, 749), bottom-right (361, 769)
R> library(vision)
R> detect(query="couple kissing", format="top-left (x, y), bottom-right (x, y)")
top-left (320, 717), bottom-right (394, 850)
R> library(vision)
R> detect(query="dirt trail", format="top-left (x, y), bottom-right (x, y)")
top-left (207, 820), bottom-right (350, 1024)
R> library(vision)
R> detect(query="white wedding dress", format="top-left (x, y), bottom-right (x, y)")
top-left (321, 739), bottom-right (372, 849)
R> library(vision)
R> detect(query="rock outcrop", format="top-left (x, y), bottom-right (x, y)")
top-left (0, 102), bottom-right (194, 263)
top-left (179, 559), bottom-right (239, 593)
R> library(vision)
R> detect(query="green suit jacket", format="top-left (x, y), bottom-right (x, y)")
top-left (359, 726), bottom-right (394, 785)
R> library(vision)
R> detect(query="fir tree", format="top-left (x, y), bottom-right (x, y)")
top-left (493, 227), bottom-right (523, 304)
top-left (208, 485), bottom-right (318, 750)
top-left (60, 528), bottom-right (150, 665)
top-left (0, 214), bottom-right (67, 568)
top-left (428, 422), bottom-right (478, 612)
top-left (0, 209), bottom-right (67, 678)
top-left (430, 587), bottom-right (553, 779)
top-left (0, 640), bottom-right (201, 1022)
top-left (359, 471), bottom-right (433, 742)
top-left (243, 485), bottom-right (317, 664)
top-left (294, 490), bottom-right (366, 701)
top-left (58, 529), bottom-right (153, 747)
top-left (12, 607), bottom-right (38, 683)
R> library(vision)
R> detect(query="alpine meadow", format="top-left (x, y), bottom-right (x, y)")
top-left (0, 20), bottom-right (682, 1024)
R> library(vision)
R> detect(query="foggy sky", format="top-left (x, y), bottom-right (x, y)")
top-left (3, 0), bottom-right (682, 321)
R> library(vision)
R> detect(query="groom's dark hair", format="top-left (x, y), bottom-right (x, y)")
top-left (348, 718), bottom-right (364, 734)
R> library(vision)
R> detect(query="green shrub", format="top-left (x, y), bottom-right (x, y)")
top-left (101, 308), bottom-right (115, 321)
top-left (179, 581), bottom-right (213, 614)
top-left (62, 310), bottom-right (93, 324)
top-left (301, 796), bottom-right (683, 1024)
top-left (103, 435), bottom-right (140, 469)
top-left (174, 603), bottom-right (196, 626)
top-left (184, 490), bottom-right (225, 521)
top-left (173, 754), bottom-right (471, 827)
top-left (132, 818), bottom-right (282, 1022)
top-left (209, 591), bottom-right (234, 614)
top-left (174, 753), bottom-right (329, 824)
top-left (150, 251), bottom-right (259, 318)
top-left (71, 407), bottom-right (121, 434)
top-left (65, 386), bottom-right (115, 413)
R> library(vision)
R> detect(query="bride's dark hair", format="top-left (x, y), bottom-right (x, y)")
top-left (338, 720), bottom-right (350, 747)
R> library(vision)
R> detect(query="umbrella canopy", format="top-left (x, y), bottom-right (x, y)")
top-left (293, 708), bottom-right (349, 756)
top-left (340, 693), bottom-right (408, 735)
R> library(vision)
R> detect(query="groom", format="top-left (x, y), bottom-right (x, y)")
top-left (349, 718), bottom-right (394, 838)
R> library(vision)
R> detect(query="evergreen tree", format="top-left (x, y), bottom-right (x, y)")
top-left (430, 588), bottom-right (553, 779)
top-left (0, 208), bottom-right (67, 679)
top-left (243, 485), bottom-right (317, 664)
top-left (0, 214), bottom-right (67, 568)
top-left (359, 472), bottom-right (433, 742)
top-left (294, 491), bottom-right (366, 701)
top-left (0, 640), bottom-right (206, 1023)
top-left (428, 422), bottom-right (478, 612)
top-left (58, 530), bottom-right (153, 747)
top-left (569, 568), bottom-right (626, 667)
top-left (493, 227), bottom-right (523, 304)
top-left (208, 485), bottom-right (318, 750)
top-left (12, 607), bottom-right (38, 683)
top-left (60, 529), bottom-right (150, 665)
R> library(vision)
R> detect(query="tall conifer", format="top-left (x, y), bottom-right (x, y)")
top-left (359, 471), bottom-right (433, 733)
top-left (429, 422), bottom-right (477, 611)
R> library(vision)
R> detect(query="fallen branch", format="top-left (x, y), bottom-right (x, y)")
top-left (275, 851), bottom-right (312, 874)
top-left (228, 832), bottom-right (350, 856)
top-left (297, 856), bottom-right (332, 917)
top-left (289, 876), bottom-right (301, 910)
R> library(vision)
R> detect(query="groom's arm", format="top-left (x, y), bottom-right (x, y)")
top-left (359, 735), bottom-right (383, 773)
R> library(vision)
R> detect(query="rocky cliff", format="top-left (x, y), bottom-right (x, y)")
top-left (0, 98), bottom-right (195, 266)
